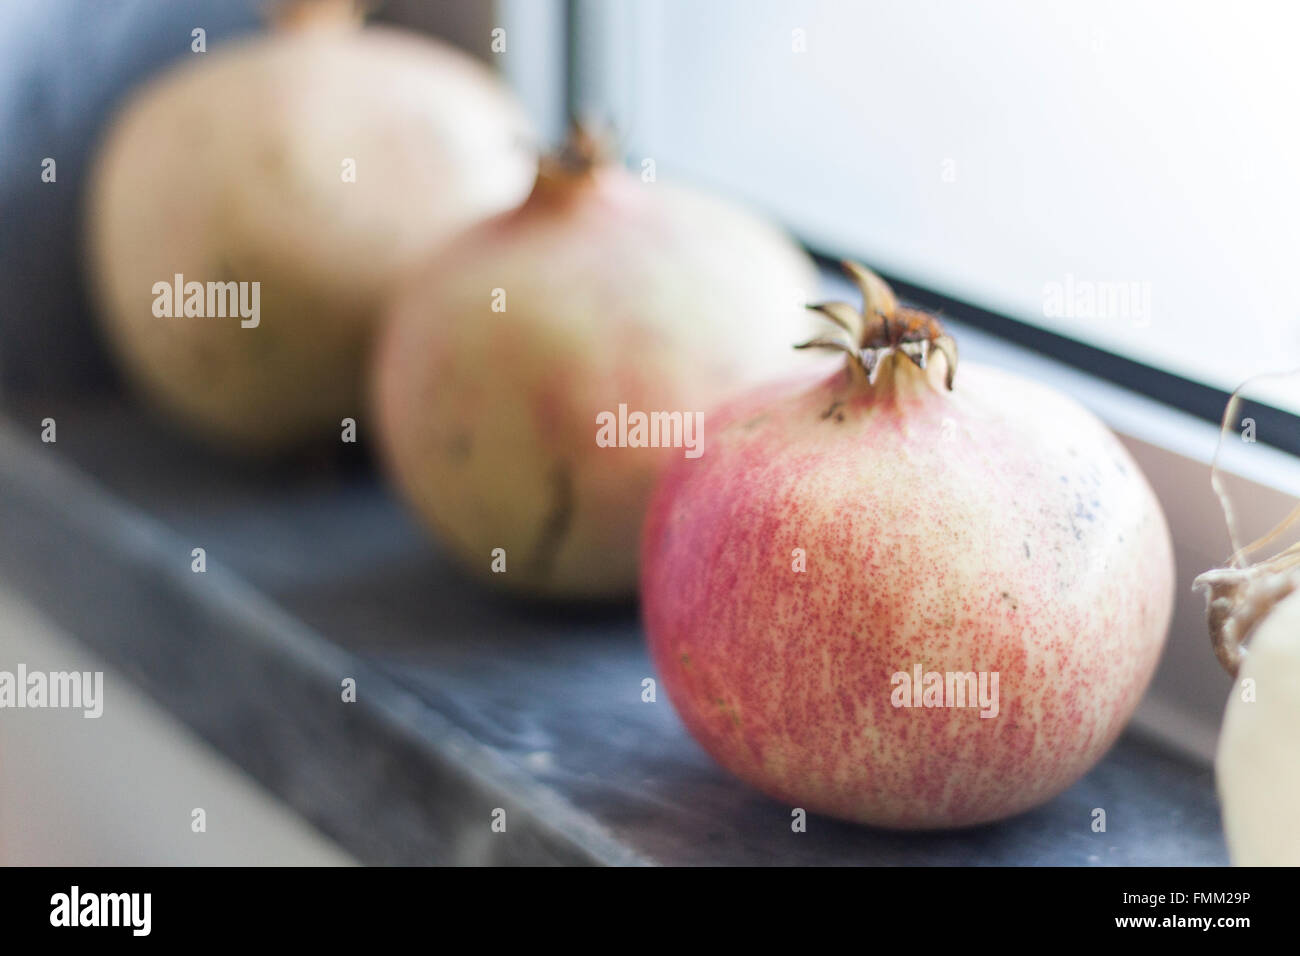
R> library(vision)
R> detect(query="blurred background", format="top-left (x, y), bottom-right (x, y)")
top-left (4, 0), bottom-right (1299, 411)
top-left (1, 0), bottom-right (1297, 865)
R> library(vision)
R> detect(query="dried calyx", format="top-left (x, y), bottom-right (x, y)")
top-left (798, 261), bottom-right (957, 390)
top-left (532, 123), bottom-right (614, 197)
top-left (1194, 500), bottom-right (1300, 676)
top-left (1193, 375), bottom-right (1300, 676)
top-left (1195, 561), bottom-right (1298, 676)
top-left (269, 0), bottom-right (369, 30)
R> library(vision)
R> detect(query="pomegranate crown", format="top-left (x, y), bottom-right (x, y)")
top-left (797, 261), bottom-right (957, 390)
top-left (533, 120), bottom-right (618, 193)
top-left (269, 0), bottom-right (370, 30)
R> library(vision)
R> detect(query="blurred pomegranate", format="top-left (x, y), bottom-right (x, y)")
top-left (86, 1), bottom-right (534, 452)
top-left (373, 129), bottom-right (818, 600)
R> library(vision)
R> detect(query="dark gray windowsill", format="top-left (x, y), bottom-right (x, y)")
top-left (0, 402), bottom-right (1227, 865)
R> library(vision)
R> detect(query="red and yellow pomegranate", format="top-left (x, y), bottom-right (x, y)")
top-left (641, 262), bottom-right (1174, 828)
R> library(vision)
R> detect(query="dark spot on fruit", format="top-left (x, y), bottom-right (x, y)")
top-left (527, 462), bottom-right (574, 580)
top-left (714, 697), bottom-right (740, 728)
top-left (213, 255), bottom-right (237, 284)
top-left (446, 431), bottom-right (472, 461)
top-left (1023, 542), bottom-right (1031, 559)
top-left (741, 412), bottom-right (770, 430)
top-left (820, 400), bottom-right (843, 421)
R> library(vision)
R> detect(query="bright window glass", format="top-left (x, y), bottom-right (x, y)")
top-left (586, 0), bottom-right (1300, 412)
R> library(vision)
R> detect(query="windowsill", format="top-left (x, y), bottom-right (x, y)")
top-left (0, 405), bottom-right (1228, 864)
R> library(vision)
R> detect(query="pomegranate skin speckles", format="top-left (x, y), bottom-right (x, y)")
top-left (640, 281), bottom-right (1173, 828)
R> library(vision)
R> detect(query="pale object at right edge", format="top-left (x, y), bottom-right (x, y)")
top-left (1217, 585), bottom-right (1300, 865)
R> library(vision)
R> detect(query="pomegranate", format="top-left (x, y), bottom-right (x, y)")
top-left (641, 262), bottom-right (1174, 828)
top-left (372, 130), bottom-right (818, 600)
top-left (86, 1), bottom-right (534, 452)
